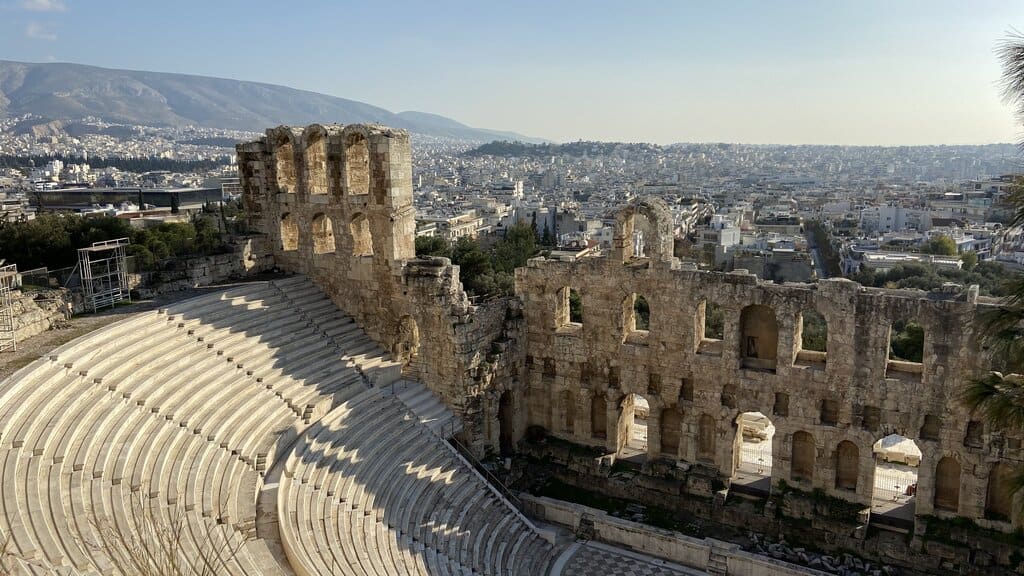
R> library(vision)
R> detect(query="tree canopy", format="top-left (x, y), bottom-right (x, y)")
top-left (922, 235), bottom-right (957, 256)
top-left (0, 211), bottom-right (231, 272)
top-left (413, 222), bottom-right (539, 297)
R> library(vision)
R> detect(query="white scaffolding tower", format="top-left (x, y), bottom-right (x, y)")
top-left (79, 238), bottom-right (131, 313)
top-left (0, 263), bottom-right (17, 352)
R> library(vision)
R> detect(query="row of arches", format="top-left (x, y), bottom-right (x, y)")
top-left (553, 392), bottom-right (1015, 522)
top-left (280, 212), bottom-right (373, 257)
top-left (273, 132), bottom-right (371, 198)
top-left (551, 290), bottom-right (930, 374)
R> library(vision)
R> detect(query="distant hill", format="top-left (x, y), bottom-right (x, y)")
top-left (0, 60), bottom-right (545, 142)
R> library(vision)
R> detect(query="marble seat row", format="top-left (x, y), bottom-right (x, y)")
top-left (0, 276), bottom-right (395, 575)
top-left (278, 387), bottom-right (560, 576)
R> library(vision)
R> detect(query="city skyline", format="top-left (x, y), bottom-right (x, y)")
top-left (2, 1), bottom-right (1024, 145)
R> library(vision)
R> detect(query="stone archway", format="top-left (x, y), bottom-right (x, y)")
top-left (612, 197), bottom-right (675, 263)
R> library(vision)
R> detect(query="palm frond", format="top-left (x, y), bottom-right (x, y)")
top-left (962, 372), bottom-right (1024, 431)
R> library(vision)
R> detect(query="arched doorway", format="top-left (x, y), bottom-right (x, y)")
top-left (871, 434), bottom-right (921, 523)
top-left (986, 462), bottom-right (1015, 521)
top-left (498, 390), bottom-right (514, 455)
top-left (616, 393), bottom-right (649, 461)
top-left (731, 412), bottom-right (774, 495)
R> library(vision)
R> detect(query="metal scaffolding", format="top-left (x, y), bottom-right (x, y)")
top-left (0, 263), bottom-right (17, 352)
top-left (79, 238), bottom-right (131, 313)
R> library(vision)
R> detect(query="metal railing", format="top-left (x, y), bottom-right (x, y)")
top-left (737, 443), bottom-right (773, 476)
top-left (448, 435), bottom-right (522, 508)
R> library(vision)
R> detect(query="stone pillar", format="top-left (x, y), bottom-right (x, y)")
top-left (646, 402), bottom-right (662, 458)
top-left (915, 451), bottom-right (936, 518)
top-left (605, 395), bottom-right (620, 453)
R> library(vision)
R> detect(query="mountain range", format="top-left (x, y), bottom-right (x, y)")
top-left (0, 60), bottom-right (542, 142)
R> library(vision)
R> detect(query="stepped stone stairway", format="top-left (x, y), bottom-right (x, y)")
top-left (0, 276), bottom-right (560, 575)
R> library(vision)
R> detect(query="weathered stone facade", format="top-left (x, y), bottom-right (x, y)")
top-left (514, 198), bottom-right (1024, 536)
top-left (236, 125), bottom-right (507, 445)
top-left (237, 124), bottom-right (1022, 557)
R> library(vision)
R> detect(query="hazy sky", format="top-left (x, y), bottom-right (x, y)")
top-left (2, 0), bottom-right (1024, 145)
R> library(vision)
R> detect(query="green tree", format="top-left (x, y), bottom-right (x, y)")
top-left (451, 237), bottom-right (492, 295)
top-left (541, 222), bottom-right (555, 247)
top-left (923, 235), bottom-right (957, 256)
top-left (961, 251), bottom-right (978, 271)
top-left (414, 235), bottom-right (451, 259)
top-left (569, 289), bottom-right (583, 323)
top-left (889, 320), bottom-right (924, 363)
top-left (961, 32), bottom-right (1024, 517)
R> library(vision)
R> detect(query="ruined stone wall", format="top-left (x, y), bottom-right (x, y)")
top-left (515, 196), bottom-right (1024, 532)
top-left (238, 126), bottom-right (1023, 531)
top-left (237, 125), bottom-right (502, 451)
top-left (8, 288), bottom-right (73, 343)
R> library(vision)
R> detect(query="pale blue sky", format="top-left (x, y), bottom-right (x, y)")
top-left (2, 0), bottom-right (1024, 144)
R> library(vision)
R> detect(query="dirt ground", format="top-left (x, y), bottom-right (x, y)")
top-left (0, 279), bottom-right (270, 381)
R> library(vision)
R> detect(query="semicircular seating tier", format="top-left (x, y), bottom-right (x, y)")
top-left (277, 384), bottom-right (560, 576)
top-left (0, 276), bottom-right (387, 574)
top-left (0, 276), bottom-right (560, 575)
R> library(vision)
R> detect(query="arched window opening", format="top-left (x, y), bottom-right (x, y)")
top-left (617, 393), bottom-right (649, 460)
top-left (661, 408), bottom-right (681, 458)
top-left (964, 420), bottom-right (984, 448)
top-left (622, 293), bottom-right (650, 343)
top-left (311, 213), bottom-right (335, 254)
top-left (920, 414), bottom-right (941, 442)
top-left (740, 304), bottom-right (778, 371)
top-left (820, 399), bottom-right (839, 426)
top-left (280, 212), bottom-right (298, 251)
top-left (986, 463), bottom-right (1014, 521)
top-left (934, 456), bottom-right (961, 512)
top-left (696, 300), bottom-right (724, 355)
top-left (871, 434), bottom-right (921, 518)
top-left (556, 287), bottom-right (583, 329)
top-left (633, 295), bottom-right (650, 331)
top-left (791, 431), bottom-right (815, 483)
top-left (887, 319), bottom-right (924, 379)
top-left (569, 288), bottom-right (583, 324)
top-left (635, 213), bottom-right (655, 259)
top-left (305, 133), bottom-right (328, 195)
top-left (698, 414), bottom-right (716, 462)
top-left (732, 412), bottom-right (774, 493)
top-left (773, 392), bottom-right (790, 417)
top-left (345, 133), bottom-right (370, 196)
top-left (275, 140), bottom-right (296, 193)
top-left (679, 378), bottom-right (694, 403)
top-left (835, 441), bottom-right (859, 491)
top-left (350, 213), bottom-right (373, 257)
top-left (796, 309), bottom-right (827, 366)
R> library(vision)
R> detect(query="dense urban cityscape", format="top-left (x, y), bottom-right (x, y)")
top-left (3, 112), bottom-right (1021, 294)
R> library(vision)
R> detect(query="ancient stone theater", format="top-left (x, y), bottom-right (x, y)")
top-left (0, 123), bottom-right (1020, 575)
